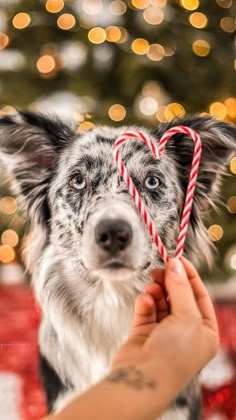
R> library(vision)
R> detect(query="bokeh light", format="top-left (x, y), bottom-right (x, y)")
top-left (88, 27), bottom-right (106, 44)
top-left (180, 0), bottom-right (199, 10)
top-left (225, 98), bottom-right (236, 119)
top-left (12, 13), bottom-right (31, 29)
top-left (109, 1), bottom-right (127, 15)
top-left (0, 245), bottom-right (15, 263)
top-left (143, 7), bottom-right (164, 25)
top-left (57, 13), bottom-right (76, 30)
top-left (0, 33), bottom-right (9, 49)
top-left (78, 121), bottom-right (96, 130)
top-left (139, 97), bottom-right (158, 116)
top-left (192, 40), bottom-right (210, 57)
top-left (227, 196), bottom-right (236, 214)
top-left (106, 26), bottom-right (122, 42)
top-left (0, 197), bottom-right (17, 215)
top-left (46, 0), bottom-right (64, 13)
top-left (147, 44), bottom-right (165, 61)
top-left (164, 103), bottom-right (185, 121)
top-left (1, 230), bottom-right (19, 247)
top-left (189, 12), bottom-right (208, 28)
top-left (216, 0), bottom-right (232, 7)
top-left (131, 38), bottom-right (149, 55)
top-left (108, 104), bottom-right (126, 121)
top-left (36, 55), bottom-right (56, 74)
top-left (220, 17), bottom-right (236, 33)
top-left (209, 101), bottom-right (227, 119)
top-left (230, 157), bottom-right (236, 174)
top-left (131, 0), bottom-right (150, 9)
top-left (82, 0), bottom-right (103, 15)
top-left (208, 224), bottom-right (224, 241)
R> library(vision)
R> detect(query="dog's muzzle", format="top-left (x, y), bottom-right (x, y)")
top-left (95, 219), bottom-right (132, 255)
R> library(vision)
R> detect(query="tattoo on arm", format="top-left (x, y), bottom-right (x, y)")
top-left (106, 366), bottom-right (157, 390)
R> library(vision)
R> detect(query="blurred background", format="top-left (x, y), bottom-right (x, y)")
top-left (0, 1), bottom-right (235, 419)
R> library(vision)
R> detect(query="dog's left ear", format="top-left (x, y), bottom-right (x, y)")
top-left (154, 116), bottom-right (236, 210)
top-left (0, 111), bottom-right (74, 223)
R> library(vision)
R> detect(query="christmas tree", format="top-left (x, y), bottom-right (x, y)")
top-left (0, 0), bottom-right (235, 282)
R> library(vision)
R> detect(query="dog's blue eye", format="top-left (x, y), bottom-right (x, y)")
top-left (69, 175), bottom-right (86, 190)
top-left (145, 176), bottom-right (160, 190)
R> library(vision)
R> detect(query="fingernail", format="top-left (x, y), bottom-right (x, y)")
top-left (169, 258), bottom-right (184, 274)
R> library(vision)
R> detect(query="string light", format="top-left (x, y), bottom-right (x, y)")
top-left (131, 0), bottom-right (150, 9)
top-left (109, 0), bottom-right (127, 15)
top-left (36, 55), bottom-right (56, 74)
top-left (45, 0), bottom-right (64, 13)
top-left (220, 17), bottom-right (236, 33)
top-left (230, 157), bottom-right (236, 174)
top-left (209, 102), bottom-right (227, 119)
top-left (227, 196), bottom-right (236, 214)
top-left (0, 33), bottom-right (9, 49)
top-left (131, 38), bottom-right (149, 55)
top-left (12, 13), bottom-right (31, 29)
top-left (208, 224), bottom-right (224, 241)
top-left (225, 98), bottom-right (236, 118)
top-left (143, 7), bottom-right (164, 25)
top-left (0, 245), bottom-right (15, 263)
top-left (147, 44), bottom-right (165, 61)
top-left (106, 26), bottom-right (122, 42)
top-left (108, 104), bottom-right (126, 121)
top-left (88, 27), bottom-right (106, 44)
top-left (189, 12), bottom-right (208, 28)
top-left (57, 13), bottom-right (76, 30)
top-left (192, 40), bottom-right (210, 57)
top-left (164, 103), bottom-right (185, 121)
top-left (1, 230), bottom-right (19, 247)
top-left (180, 0), bottom-right (199, 10)
top-left (0, 197), bottom-right (17, 215)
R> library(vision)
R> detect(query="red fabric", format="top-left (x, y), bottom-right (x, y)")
top-left (0, 284), bottom-right (236, 420)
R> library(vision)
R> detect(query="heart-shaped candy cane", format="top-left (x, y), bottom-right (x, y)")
top-left (113, 126), bottom-right (202, 264)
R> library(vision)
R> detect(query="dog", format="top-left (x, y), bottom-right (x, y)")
top-left (0, 111), bottom-right (235, 419)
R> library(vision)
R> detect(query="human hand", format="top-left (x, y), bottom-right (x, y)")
top-left (111, 257), bottom-right (219, 389)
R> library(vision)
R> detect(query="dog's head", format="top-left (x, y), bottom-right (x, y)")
top-left (0, 111), bottom-right (235, 285)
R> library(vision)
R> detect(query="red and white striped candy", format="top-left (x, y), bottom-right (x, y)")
top-left (113, 126), bottom-right (202, 264)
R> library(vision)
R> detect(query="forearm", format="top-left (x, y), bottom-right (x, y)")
top-left (48, 359), bottom-right (183, 420)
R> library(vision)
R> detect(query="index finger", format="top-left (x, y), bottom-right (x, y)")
top-left (180, 257), bottom-right (218, 328)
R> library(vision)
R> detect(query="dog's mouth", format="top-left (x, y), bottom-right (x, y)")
top-left (101, 259), bottom-right (130, 270)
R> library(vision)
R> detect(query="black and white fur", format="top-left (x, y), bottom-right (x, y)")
top-left (0, 111), bottom-right (235, 419)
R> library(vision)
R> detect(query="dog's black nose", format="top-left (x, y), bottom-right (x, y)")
top-left (95, 219), bottom-right (132, 253)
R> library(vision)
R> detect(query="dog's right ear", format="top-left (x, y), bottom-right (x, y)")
top-left (0, 111), bottom-right (74, 224)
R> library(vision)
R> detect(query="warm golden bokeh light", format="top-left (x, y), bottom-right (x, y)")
top-left (143, 7), bottom-right (164, 25)
top-left (192, 40), bottom-right (210, 57)
top-left (36, 55), bottom-right (56, 74)
top-left (180, 0), bottom-right (199, 10)
top-left (220, 17), bottom-right (236, 33)
top-left (189, 12), bottom-right (208, 28)
top-left (117, 27), bottom-right (128, 43)
top-left (46, 0), bottom-right (64, 13)
top-left (109, 0), bottom-right (127, 15)
top-left (227, 196), bottom-right (236, 214)
top-left (208, 224), bottom-right (224, 241)
top-left (209, 102), bottom-right (227, 119)
top-left (88, 27), bottom-right (106, 44)
top-left (106, 26), bottom-right (122, 42)
top-left (0, 33), bottom-right (9, 49)
top-left (57, 13), bottom-right (76, 30)
top-left (131, 0), bottom-right (150, 9)
top-left (78, 122), bottom-right (96, 131)
top-left (225, 98), bottom-right (236, 119)
top-left (147, 44), bottom-right (165, 61)
top-left (216, 0), bottom-right (232, 7)
top-left (131, 38), bottom-right (149, 55)
top-left (0, 245), bottom-right (15, 263)
top-left (156, 106), bottom-right (166, 122)
top-left (0, 197), bottom-right (17, 215)
top-left (1, 230), bottom-right (19, 247)
top-left (12, 12), bottom-right (31, 29)
top-left (164, 103), bottom-right (185, 121)
top-left (230, 157), bottom-right (236, 174)
top-left (150, 0), bottom-right (167, 7)
top-left (108, 104), bottom-right (126, 121)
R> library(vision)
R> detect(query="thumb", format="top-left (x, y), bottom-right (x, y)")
top-left (165, 258), bottom-right (199, 317)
